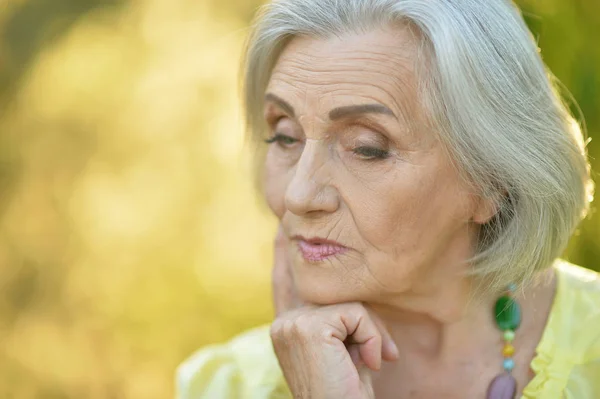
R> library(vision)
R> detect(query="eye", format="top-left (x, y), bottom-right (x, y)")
top-left (264, 133), bottom-right (299, 148)
top-left (352, 146), bottom-right (390, 160)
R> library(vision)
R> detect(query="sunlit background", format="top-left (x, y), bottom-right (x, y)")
top-left (0, 0), bottom-right (598, 397)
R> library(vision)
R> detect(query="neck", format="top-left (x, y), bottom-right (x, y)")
top-left (368, 266), bottom-right (556, 364)
top-left (369, 276), bottom-right (499, 361)
top-left (366, 224), bottom-right (555, 362)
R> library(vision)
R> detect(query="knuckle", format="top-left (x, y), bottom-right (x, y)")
top-left (270, 317), bottom-right (295, 349)
top-left (270, 321), bottom-right (284, 345)
top-left (342, 302), bottom-right (368, 322)
top-left (353, 302), bottom-right (368, 314)
top-left (272, 307), bottom-right (333, 347)
top-left (270, 318), bottom-right (285, 336)
top-left (291, 313), bottom-right (316, 337)
top-left (341, 301), bottom-right (364, 314)
top-left (293, 311), bottom-right (326, 341)
top-left (317, 325), bottom-right (337, 341)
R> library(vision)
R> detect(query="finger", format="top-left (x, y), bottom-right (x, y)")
top-left (347, 343), bottom-right (364, 368)
top-left (274, 223), bottom-right (287, 248)
top-left (367, 309), bottom-right (399, 362)
top-left (335, 304), bottom-right (383, 371)
top-left (272, 224), bottom-right (293, 316)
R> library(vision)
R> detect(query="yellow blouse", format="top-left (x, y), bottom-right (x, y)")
top-left (176, 260), bottom-right (600, 398)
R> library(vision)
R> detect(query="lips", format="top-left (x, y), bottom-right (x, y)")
top-left (293, 235), bottom-right (349, 262)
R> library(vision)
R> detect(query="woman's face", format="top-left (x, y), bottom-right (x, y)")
top-left (263, 27), bottom-right (491, 306)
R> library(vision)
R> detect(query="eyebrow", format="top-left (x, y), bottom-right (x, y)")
top-left (329, 103), bottom-right (396, 121)
top-left (264, 93), bottom-right (397, 121)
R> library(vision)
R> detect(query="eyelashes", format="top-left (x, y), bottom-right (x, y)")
top-left (352, 146), bottom-right (390, 160)
top-left (263, 133), bottom-right (298, 146)
top-left (264, 133), bottom-right (390, 161)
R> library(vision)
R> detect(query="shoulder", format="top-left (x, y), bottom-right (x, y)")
top-left (549, 259), bottom-right (600, 362)
top-left (555, 259), bottom-right (600, 294)
top-left (521, 260), bottom-right (600, 397)
top-left (176, 324), bottom-right (291, 399)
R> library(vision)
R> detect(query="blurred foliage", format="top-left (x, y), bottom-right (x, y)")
top-left (0, 0), bottom-right (597, 397)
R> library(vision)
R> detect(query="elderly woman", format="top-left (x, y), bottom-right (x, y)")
top-left (178, 0), bottom-right (600, 398)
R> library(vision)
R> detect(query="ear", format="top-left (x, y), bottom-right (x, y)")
top-left (471, 193), bottom-right (501, 225)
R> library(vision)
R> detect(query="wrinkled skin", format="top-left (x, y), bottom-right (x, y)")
top-left (265, 26), bottom-right (554, 399)
top-left (264, 26), bottom-right (493, 314)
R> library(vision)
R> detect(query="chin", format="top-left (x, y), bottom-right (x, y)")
top-left (291, 249), bottom-right (372, 305)
top-left (295, 275), bottom-right (364, 306)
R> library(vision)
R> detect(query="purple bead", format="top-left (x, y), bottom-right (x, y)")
top-left (487, 373), bottom-right (517, 399)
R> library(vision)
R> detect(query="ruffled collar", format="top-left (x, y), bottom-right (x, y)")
top-left (520, 261), bottom-right (574, 398)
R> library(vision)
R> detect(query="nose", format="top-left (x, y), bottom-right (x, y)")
top-left (284, 141), bottom-right (340, 216)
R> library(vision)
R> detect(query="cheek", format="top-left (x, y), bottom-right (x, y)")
top-left (354, 191), bottom-right (417, 261)
top-left (349, 167), bottom-right (441, 257)
top-left (356, 166), bottom-right (473, 268)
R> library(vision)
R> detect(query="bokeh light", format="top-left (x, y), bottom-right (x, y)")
top-left (0, 0), bottom-right (597, 397)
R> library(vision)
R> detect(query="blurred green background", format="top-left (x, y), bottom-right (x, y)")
top-left (0, 0), bottom-right (597, 397)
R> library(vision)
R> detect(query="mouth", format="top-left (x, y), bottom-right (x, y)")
top-left (291, 235), bottom-right (349, 263)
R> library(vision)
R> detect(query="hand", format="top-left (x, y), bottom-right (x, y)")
top-left (272, 224), bottom-right (304, 316)
top-left (270, 302), bottom-right (400, 399)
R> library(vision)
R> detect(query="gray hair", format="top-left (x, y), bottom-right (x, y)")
top-left (242, 0), bottom-right (594, 292)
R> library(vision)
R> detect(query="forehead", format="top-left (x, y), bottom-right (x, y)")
top-left (266, 26), bottom-right (422, 118)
